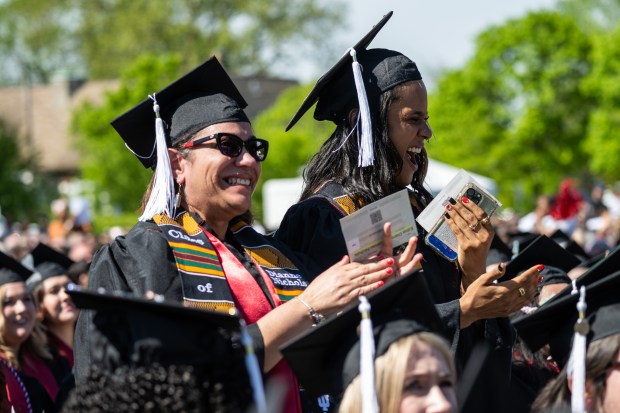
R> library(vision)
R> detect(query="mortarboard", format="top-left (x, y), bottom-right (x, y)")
top-left (505, 231), bottom-right (539, 255)
top-left (280, 270), bottom-right (445, 398)
top-left (486, 234), bottom-right (513, 266)
top-left (514, 269), bottom-right (620, 369)
top-left (25, 242), bottom-right (76, 290)
top-left (111, 56), bottom-right (249, 169)
top-left (110, 56), bottom-right (250, 222)
top-left (285, 11), bottom-right (422, 167)
top-left (0, 250), bottom-right (33, 285)
top-left (499, 235), bottom-right (581, 282)
top-left (67, 285), bottom-right (244, 371)
top-left (549, 229), bottom-right (590, 261)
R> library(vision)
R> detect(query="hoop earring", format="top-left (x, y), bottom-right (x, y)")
top-left (174, 184), bottom-right (183, 209)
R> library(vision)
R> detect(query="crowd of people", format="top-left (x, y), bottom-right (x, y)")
top-left (1, 10), bottom-right (620, 413)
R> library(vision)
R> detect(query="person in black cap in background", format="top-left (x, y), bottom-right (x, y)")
top-left (27, 243), bottom-right (78, 369)
top-left (0, 251), bottom-right (56, 412)
top-left (516, 269), bottom-right (620, 413)
top-left (275, 11), bottom-right (541, 375)
top-left (74, 55), bottom-right (422, 412)
top-left (65, 286), bottom-right (256, 412)
top-left (281, 271), bottom-right (456, 413)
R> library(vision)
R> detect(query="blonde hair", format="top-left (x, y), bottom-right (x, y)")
top-left (0, 284), bottom-right (51, 369)
top-left (339, 332), bottom-right (455, 412)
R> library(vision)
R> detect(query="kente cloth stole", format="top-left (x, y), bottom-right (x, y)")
top-left (230, 219), bottom-right (306, 303)
top-left (153, 212), bottom-right (280, 322)
top-left (154, 212), bottom-right (303, 412)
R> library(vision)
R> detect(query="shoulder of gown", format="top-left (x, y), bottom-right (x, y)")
top-left (275, 197), bottom-right (349, 279)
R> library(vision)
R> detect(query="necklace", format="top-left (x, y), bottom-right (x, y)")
top-left (0, 358), bottom-right (33, 413)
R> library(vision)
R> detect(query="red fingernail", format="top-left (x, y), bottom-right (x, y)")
top-left (537, 265), bottom-right (545, 272)
top-left (446, 204), bottom-right (452, 210)
top-left (386, 258), bottom-right (394, 266)
top-left (386, 267), bottom-right (393, 275)
top-left (377, 281), bottom-right (385, 287)
top-left (461, 196), bottom-right (469, 204)
top-left (538, 276), bottom-right (544, 284)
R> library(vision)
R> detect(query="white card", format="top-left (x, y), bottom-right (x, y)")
top-left (339, 189), bottom-right (417, 262)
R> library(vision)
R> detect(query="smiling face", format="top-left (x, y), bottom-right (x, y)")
top-left (387, 81), bottom-right (432, 187)
top-left (1, 282), bottom-right (36, 349)
top-left (171, 121), bottom-right (260, 229)
top-left (399, 340), bottom-right (456, 413)
top-left (40, 275), bottom-right (78, 326)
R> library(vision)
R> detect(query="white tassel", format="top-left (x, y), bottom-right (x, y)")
top-left (358, 296), bottom-right (379, 413)
top-left (240, 319), bottom-right (267, 413)
top-left (139, 94), bottom-right (176, 221)
top-left (569, 286), bottom-right (588, 413)
top-left (349, 48), bottom-right (374, 167)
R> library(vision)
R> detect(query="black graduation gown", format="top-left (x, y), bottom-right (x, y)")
top-left (274, 185), bottom-right (515, 374)
top-left (73, 219), bottom-right (270, 382)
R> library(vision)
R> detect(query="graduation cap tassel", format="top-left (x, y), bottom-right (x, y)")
top-left (240, 319), bottom-right (267, 413)
top-left (139, 95), bottom-right (176, 222)
top-left (349, 48), bottom-right (374, 168)
top-left (358, 296), bottom-right (379, 413)
top-left (569, 286), bottom-right (588, 413)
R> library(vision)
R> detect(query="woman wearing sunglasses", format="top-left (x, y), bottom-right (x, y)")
top-left (74, 56), bottom-right (421, 413)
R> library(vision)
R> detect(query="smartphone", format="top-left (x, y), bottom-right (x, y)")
top-left (424, 183), bottom-right (500, 261)
top-left (457, 183), bottom-right (499, 216)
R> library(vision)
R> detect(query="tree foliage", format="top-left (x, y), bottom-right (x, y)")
top-left (0, 0), bottom-right (343, 84)
top-left (251, 84), bottom-right (331, 219)
top-left (428, 11), bottom-right (594, 211)
top-left (0, 120), bottom-right (53, 222)
top-left (581, 25), bottom-right (620, 180)
top-left (72, 54), bottom-right (185, 214)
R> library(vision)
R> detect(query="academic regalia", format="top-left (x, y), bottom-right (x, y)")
top-left (274, 11), bottom-right (514, 382)
top-left (67, 286), bottom-right (254, 412)
top-left (281, 271), bottom-right (449, 412)
top-left (74, 56), bottom-right (323, 413)
top-left (0, 251), bottom-right (56, 413)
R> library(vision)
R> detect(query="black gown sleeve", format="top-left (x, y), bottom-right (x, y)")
top-left (275, 198), bottom-right (349, 280)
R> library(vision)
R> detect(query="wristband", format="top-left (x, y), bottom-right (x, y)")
top-left (298, 297), bottom-right (326, 326)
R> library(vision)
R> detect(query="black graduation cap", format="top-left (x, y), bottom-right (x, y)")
top-left (549, 229), bottom-right (590, 261)
top-left (505, 231), bottom-right (539, 255)
top-left (499, 235), bottom-right (581, 282)
top-left (486, 235), bottom-right (513, 266)
top-left (514, 269), bottom-right (620, 369)
top-left (286, 11), bottom-right (422, 131)
top-left (111, 56), bottom-right (249, 168)
top-left (280, 271), bottom-right (445, 398)
top-left (0, 250), bottom-right (33, 285)
top-left (67, 285), bottom-right (244, 371)
top-left (25, 242), bottom-right (76, 290)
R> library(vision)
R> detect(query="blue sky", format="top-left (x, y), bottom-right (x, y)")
top-left (281, 0), bottom-right (558, 90)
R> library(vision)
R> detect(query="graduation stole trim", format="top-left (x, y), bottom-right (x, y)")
top-left (231, 220), bottom-right (307, 303)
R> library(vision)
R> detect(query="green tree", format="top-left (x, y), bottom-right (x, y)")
top-left (0, 0), bottom-right (344, 84)
top-left (72, 54), bottom-right (185, 215)
top-left (582, 25), bottom-right (620, 181)
top-left (0, 120), bottom-right (53, 222)
top-left (252, 84), bottom-right (331, 219)
top-left (0, 0), bottom-right (82, 85)
top-left (428, 11), bottom-right (593, 211)
top-left (557, 0), bottom-right (620, 32)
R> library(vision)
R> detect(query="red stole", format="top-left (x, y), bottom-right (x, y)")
top-left (48, 333), bottom-right (74, 367)
top-left (1, 358), bottom-right (30, 413)
top-left (203, 229), bottom-right (302, 413)
top-left (21, 351), bottom-right (58, 402)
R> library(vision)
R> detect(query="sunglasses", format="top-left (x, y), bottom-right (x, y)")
top-left (180, 133), bottom-right (269, 162)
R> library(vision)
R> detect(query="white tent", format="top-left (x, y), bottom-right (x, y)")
top-left (262, 159), bottom-right (496, 230)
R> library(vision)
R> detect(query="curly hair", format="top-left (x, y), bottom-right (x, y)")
top-left (62, 363), bottom-right (252, 413)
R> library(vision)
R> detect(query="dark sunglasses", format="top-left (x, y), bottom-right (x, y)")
top-left (180, 133), bottom-right (269, 162)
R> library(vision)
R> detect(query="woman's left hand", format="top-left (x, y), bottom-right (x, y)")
top-left (443, 196), bottom-right (494, 289)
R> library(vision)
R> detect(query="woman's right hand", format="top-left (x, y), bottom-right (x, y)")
top-left (298, 252), bottom-right (422, 319)
top-left (459, 263), bottom-right (543, 328)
